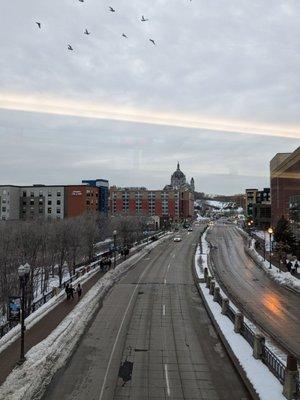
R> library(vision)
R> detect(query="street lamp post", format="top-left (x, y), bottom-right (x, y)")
top-left (113, 230), bottom-right (117, 269)
top-left (18, 263), bottom-right (30, 364)
top-left (267, 227), bottom-right (273, 269)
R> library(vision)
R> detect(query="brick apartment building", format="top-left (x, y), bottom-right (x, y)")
top-left (0, 178), bottom-right (109, 221)
top-left (109, 186), bottom-right (194, 222)
top-left (270, 147), bottom-right (300, 226)
top-left (245, 187), bottom-right (271, 229)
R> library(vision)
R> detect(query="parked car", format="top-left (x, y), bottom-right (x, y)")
top-left (173, 237), bottom-right (182, 242)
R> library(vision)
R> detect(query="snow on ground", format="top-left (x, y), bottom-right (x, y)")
top-left (0, 262), bottom-right (101, 355)
top-left (199, 283), bottom-right (286, 400)
top-left (0, 234), bottom-right (172, 400)
top-left (196, 229), bottom-right (288, 367)
top-left (247, 239), bottom-right (300, 294)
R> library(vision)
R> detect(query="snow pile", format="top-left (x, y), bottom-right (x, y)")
top-left (246, 240), bottom-right (300, 294)
top-left (0, 234), bottom-right (171, 400)
top-left (0, 264), bottom-right (101, 355)
top-left (199, 283), bottom-right (286, 400)
top-left (194, 228), bottom-right (211, 279)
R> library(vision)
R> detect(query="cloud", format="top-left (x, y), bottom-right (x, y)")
top-left (0, 93), bottom-right (299, 139)
top-left (0, 0), bottom-right (299, 193)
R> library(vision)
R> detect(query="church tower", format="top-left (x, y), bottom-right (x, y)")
top-left (190, 177), bottom-right (195, 192)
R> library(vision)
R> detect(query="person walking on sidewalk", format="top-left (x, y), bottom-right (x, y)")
top-left (65, 283), bottom-right (70, 300)
top-left (77, 283), bottom-right (82, 301)
top-left (69, 284), bottom-right (75, 299)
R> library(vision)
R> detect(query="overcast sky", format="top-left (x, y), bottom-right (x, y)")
top-left (0, 0), bottom-right (299, 194)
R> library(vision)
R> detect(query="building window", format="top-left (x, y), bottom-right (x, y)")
top-left (22, 191), bottom-right (26, 197)
top-left (39, 208), bottom-right (43, 214)
top-left (2, 207), bottom-right (6, 212)
top-left (57, 208), bottom-right (61, 214)
top-left (30, 199), bottom-right (34, 205)
top-left (30, 191), bottom-right (34, 197)
top-left (48, 207), bottom-right (52, 214)
top-left (39, 198), bottom-right (43, 204)
top-left (48, 200), bottom-right (52, 206)
top-left (48, 192), bottom-right (52, 197)
top-left (86, 200), bottom-right (90, 205)
top-left (57, 200), bottom-right (61, 205)
top-left (57, 191), bottom-right (61, 197)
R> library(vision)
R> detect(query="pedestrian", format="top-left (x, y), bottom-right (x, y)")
top-left (286, 260), bottom-right (292, 273)
top-left (69, 283), bottom-right (75, 299)
top-left (77, 283), bottom-right (82, 301)
top-left (100, 257), bottom-right (104, 272)
top-left (295, 260), bottom-right (299, 274)
top-left (108, 258), bottom-right (112, 270)
top-left (65, 283), bottom-right (70, 300)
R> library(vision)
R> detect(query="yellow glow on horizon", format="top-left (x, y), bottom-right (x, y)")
top-left (0, 93), bottom-right (299, 139)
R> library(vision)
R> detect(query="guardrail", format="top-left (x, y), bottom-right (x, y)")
top-left (0, 231), bottom-right (167, 340)
top-left (203, 270), bottom-right (299, 398)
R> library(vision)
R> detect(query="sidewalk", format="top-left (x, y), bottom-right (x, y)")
top-left (0, 267), bottom-right (105, 386)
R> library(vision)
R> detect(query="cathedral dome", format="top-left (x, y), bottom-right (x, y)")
top-left (170, 162), bottom-right (186, 188)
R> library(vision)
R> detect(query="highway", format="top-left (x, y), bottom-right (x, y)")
top-left (208, 223), bottom-right (300, 360)
top-left (42, 227), bottom-right (250, 400)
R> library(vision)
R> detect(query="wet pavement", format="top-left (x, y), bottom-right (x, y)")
top-left (208, 223), bottom-right (300, 360)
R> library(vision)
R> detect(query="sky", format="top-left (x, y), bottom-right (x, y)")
top-left (0, 0), bottom-right (299, 194)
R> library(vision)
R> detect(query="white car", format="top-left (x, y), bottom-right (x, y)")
top-left (187, 227), bottom-right (193, 232)
top-left (174, 237), bottom-right (182, 242)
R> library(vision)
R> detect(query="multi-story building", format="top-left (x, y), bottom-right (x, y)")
top-left (0, 186), bottom-right (21, 220)
top-left (109, 186), bottom-right (194, 222)
top-left (0, 178), bottom-right (109, 221)
top-left (82, 179), bottom-right (109, 215)
top-left (270, 147), bottom-right (300, 226)
top-left (20, 185), bottom-right (65, 220)
top-left (65, 185), bottom-right (99, 218)
top-left (245, 187), bottom-right (271, 229)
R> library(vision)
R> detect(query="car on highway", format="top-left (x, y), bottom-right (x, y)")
top-left (173, 236), bottom-right (182, 242)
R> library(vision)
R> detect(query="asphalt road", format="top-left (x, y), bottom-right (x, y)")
top-left (208, 223), bottom-right (300, 360)
top-left (42, 227), bottom-right (250, 400)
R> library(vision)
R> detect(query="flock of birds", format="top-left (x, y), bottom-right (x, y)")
top-left (35, 3), bottom-right (157, 51)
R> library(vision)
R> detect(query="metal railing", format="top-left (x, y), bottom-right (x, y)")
top-left (262, 346), bottom-right (286, 384)
top-left (241, 322), bottom-right (255, 348)
top-left (204, 275), bottom-right (300, 394)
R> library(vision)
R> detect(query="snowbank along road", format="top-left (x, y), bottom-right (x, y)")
top-left (42, 227), bottom-right (250, 400)
top-left (208, 223), bottom-right (300, 361)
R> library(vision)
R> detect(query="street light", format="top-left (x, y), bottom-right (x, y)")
top-left (267, 227), bottom-right (273, 269)
top-left (113, 230), bottom-right (117, 269)
top-left (18, 263), bottom-right (30, 364)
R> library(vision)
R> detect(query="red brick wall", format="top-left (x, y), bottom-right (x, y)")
top-left (271, 160), bottom-right (300, 226)
top-left (66, 186), bottom-right (98, 218)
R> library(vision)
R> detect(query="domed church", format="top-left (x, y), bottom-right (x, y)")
top-left (164, 162), bottom-right (195, 192)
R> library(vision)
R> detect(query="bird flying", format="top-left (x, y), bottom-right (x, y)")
top-left (84, 29), bottom-right (90, 35)
top-left (36, 22), bottom-right (41, 29)
top-left (149, 39), bottom-right (155, 45)
top-left (109, 6), bottom-right (115, 12)
top-left (68, 44), bottom-right (74, 50)
top-left (141, 16), bottom-right (148, 22)
top-left (122, 33), bottom-right (128, 38)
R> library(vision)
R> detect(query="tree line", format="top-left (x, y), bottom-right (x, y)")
top-left (0, 213), bottom-right (151, 322)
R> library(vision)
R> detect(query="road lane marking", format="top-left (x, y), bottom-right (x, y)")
top-left (163, 305), bottom-right (166, 316)
top-left (98, 255), bottom-right (155, 400)
top-left (164, 278), bottom-right (167, 284)
top-left (164, 364), bottom-right (171, 397)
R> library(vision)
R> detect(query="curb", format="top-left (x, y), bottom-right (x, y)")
top-left (191, 251), bottom-right (259, 400)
